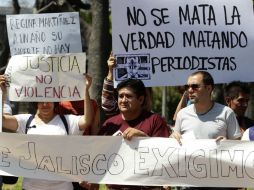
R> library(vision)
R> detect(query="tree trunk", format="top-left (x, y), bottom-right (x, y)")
top-left (12, 0), bottom-right (21, 14)
top-left (0, 15), bottom-right (10, 73)
top-left (87, 0), bottom-right (110, 104)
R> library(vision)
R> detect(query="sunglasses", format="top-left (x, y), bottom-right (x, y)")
top-left (184, 84), bottom-right (202, 90)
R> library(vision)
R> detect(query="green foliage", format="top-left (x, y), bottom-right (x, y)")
top-left (3, 177), bottom-right (22, 190)
top-left (167, 87), bottom-right (183, 121)
top-left (152, 87), bottom-right (181, 123)
top-left (100, 184), bottom-right (107, 190)
top-left (2, 178), bottom-right (107, 190)
top-left (152, 87), bottom-right (163, 116)
top-left (80, 10), bottom-right (92, 24)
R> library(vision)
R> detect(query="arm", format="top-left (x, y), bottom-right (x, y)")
top-left (215, 136), bottom-right (227, 143)
top-left (101, 78), bottom-right (118, 115)
top-left (169, 131), bottom-right (182, 145)
top-left (106, 52), bottom-right (115, 81)
top-left (3, 115), bottom-right (18, 132)
top-left (173, 91), bottom-right (188, 122)
top-left (78, 74), bottom-right (93, 131)
top-left (122, 114), bottom-right (170, 140)
top-left (170, 113), bottom-right (183, 145)
top-left (0, 75), bottom-right (18, 132)
top-left (101, 53), bottom-right (119, 116)
top-left (3, 96), bottom-right (15, 132)
top-left (0, 75), bottom-right (7, 112)
top-left (226, 110), bottom-right (242, 140)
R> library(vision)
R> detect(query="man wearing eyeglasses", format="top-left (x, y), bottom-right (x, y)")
top-left (224, 81), bottom-right (254, 134)
top-left (170, 71), bottom-right (241, 189)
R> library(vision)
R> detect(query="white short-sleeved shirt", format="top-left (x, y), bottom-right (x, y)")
top-left (174, 103), bottom-right (241, 140)
top-left (14, 114), bottom-right (83, 190)
top-left (1, 99), bottom-right (12, 188)
top-left (15, 114), bottom-right (82, 135)
top-left (242, 128), bottom-right (251, 141)
top-left (4, 98), bottom-right (12, 115)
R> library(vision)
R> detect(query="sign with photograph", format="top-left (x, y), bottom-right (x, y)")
top-left (112, 0), bottom-right (254, 87)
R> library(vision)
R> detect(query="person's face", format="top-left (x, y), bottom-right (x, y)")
top-left (227, 92), bottom-right (249, 117)
top-left (118, 87), bottom-right (144, 115)
top-left (185, 74), bottom-right (212, 104)
top-left (37, 102), bottom-right (55, 115)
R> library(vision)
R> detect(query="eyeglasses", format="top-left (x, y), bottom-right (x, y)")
top-left (184, 84), bottom-right (203, 91)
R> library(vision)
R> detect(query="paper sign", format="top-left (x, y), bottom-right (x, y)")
top-left (6, 12), bottom-right (82, 55)
top-left (5, 53), bottom-right (86, 102)
top-left (112, 0), bottom-right (254, 87)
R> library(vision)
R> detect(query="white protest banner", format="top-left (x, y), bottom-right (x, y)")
top-left (6, 12), bottom-right (82, 56)
top-left (1, 133), bottom-right (254, 187)
top-left (112, 0), bottom-right (254, 87)
top-left (5, 53), bottom-right (86, 102)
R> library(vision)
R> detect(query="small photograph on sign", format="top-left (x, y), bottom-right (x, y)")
top-left (115, 54), bottom-right (151, 81)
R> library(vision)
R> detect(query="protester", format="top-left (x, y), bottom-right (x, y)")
top-left (101, 52), bottom-right (124, 117)
top-left (170, 71), bottom-right (241, 190)
top-left (0, 97), bottom-right (19, 189)
top-left (99, 78), bottom-right (170, 190)
top-left (56, 96), bottom-right (100, 190)
top-left (0, 74), bottom-right (93, 190)
top-left (224, 81), bottom-right (254, 133)
top-left (57, 99), bottom-right (100, 136)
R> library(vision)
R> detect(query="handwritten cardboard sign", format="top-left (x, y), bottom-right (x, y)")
top-left (5, 53), bottom-right (86, 102)
top-left (112, 0), bottom-right (254, 87)
top-left (6, 12), bottom-right (82, 56)
top-left (0, 133), bottom-right (254, 187)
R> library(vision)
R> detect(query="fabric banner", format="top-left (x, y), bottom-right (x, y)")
top-left (5, 53), bottom-right (86, 102)
top-left (111, 0), bottom-right (254, 87)
top-left (0, 133), bottom-right (254, 187)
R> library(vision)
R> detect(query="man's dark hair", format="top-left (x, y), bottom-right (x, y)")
top-left (116, 78), bottom-right (146, 98)
top-left (190, 71), bottom-right (214, 88)
top-left (224, 81), bottom-right (250, 99)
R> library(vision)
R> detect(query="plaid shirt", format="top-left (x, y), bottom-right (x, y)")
top-left (101, 78), bottom-right (119, 117)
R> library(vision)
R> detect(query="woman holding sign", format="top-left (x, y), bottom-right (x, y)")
top-left (0, 74), bottom-right (93, 190)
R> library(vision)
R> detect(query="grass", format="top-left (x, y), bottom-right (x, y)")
top-left (2, 178), bottom-right (107, 190)
top-left (2, 177), bottom-right (22, 190)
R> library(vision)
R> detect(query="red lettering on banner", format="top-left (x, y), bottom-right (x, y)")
top-left (14, 85), bottom-right (81, 99)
